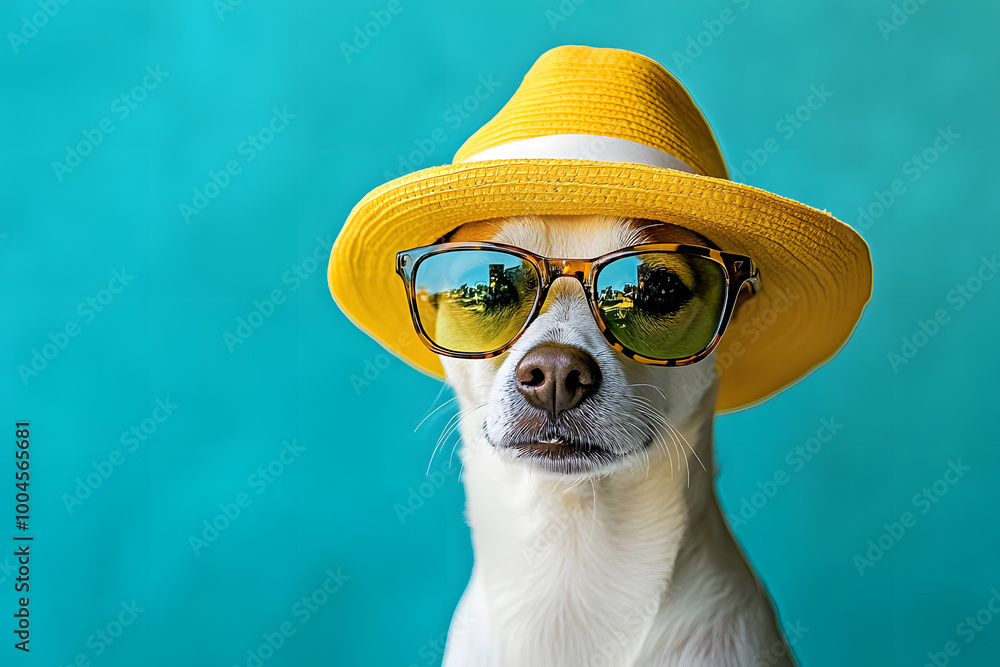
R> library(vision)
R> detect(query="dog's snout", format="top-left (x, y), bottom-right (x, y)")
top-left (515, 343), bottom-right (601, 417)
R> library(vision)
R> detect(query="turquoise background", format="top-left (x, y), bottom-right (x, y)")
top-left (2, 0), bottom-right (998, 665)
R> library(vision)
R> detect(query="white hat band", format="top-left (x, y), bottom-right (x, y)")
top-left (460, 133), bottom-right (697, 174)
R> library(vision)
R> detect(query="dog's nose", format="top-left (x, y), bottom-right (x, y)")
top-left (515, 344), bottom-right (601, 417)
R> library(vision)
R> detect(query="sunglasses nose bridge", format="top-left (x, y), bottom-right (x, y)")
top-left (543, 259), bottom-right (591, 285)
top-left (536, 260), bottom-right (594, 316)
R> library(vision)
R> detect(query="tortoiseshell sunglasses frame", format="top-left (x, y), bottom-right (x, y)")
top-left (395, 242), bottom-right (761, 366)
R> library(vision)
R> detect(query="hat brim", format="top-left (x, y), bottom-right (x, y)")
top-left (328, 158), bottom-right (872, 413)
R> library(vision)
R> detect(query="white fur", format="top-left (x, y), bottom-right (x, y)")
top-left (437, 216), bottom-right (794, 667)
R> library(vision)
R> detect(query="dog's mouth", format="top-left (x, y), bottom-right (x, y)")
top-left (484, 426), bottom-right (648, 475)
top-left (513, 438), bottom-right (599, 457)
top-left (511, 439), bottom-right (621, 474)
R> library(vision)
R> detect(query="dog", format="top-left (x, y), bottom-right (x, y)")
top-left (327, 43), bottom-right (871, 667)
top-left (435, 214), bottom-right (795, 667)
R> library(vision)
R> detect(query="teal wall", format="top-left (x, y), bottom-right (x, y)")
top-left (1, 1), bottom-right (998, 665)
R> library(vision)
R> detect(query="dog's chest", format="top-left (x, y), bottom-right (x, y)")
top-left (465, 459), bottom-right (690, 665)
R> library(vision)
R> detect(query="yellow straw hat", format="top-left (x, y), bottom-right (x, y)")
top-left (328, 45), bottom-right (872, 412)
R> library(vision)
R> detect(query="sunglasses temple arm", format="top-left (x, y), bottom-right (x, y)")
top-left (744, 265), bottom-right (762, 295)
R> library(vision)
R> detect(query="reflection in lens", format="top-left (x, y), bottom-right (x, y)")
top-left (595, 253), bottom-right (726, 360)
top-left (414, 250), bottom-right (538, 354)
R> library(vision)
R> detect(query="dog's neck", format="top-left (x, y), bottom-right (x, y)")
top-left (454, 384), bottom-right (757, 665)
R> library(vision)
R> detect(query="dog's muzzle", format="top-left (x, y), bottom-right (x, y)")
top-left (483, 342), bottom-right (647, 474)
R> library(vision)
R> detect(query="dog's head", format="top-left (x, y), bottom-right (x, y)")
top-left (437, 215), bottom-right (731, 478)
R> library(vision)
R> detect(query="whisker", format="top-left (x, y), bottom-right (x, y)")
top-left (427, 401), bottom-right (487, 475)
top-left (629, 386), bottom-right (690, 474)
top-left (617, 410), bottom-right (664, 476)
top-left (641, 441), bottom-right (650, 481)
top-left (414, 395), bottom-right (460, 433)
top-left (448, 434), bottom-right (465, 469)
top-left (427, 412), bottom-right (463, 475)
top-left (662, 415), bottom-right (706, 473)
top-left (628, 397), bottom-right (693, 480)
top-left (527, 467), bottom-right (539, 503)
top-left (589, 477), bottom-right (598, 539)
top-left (626, 382), bottom-right (667, 402)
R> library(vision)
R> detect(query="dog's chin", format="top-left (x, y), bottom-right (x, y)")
top-left (484, 429), bottom-right (648, 477)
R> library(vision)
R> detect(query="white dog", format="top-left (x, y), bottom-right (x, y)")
top-left (329, 45), bottom-right (871, 666)
top-left (436, 214), bottom-right (795, 667)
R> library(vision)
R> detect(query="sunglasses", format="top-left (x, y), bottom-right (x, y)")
top-left (395, 241), bottom-right (760, 366)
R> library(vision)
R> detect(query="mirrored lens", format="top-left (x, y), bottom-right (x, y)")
top-left (594, 252), bottom-right (727, 360)
top-left (413, 250), bottom-right (539, 354)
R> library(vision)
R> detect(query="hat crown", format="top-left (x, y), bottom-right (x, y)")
top-left (454, 45), bottom-right (729, 179)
